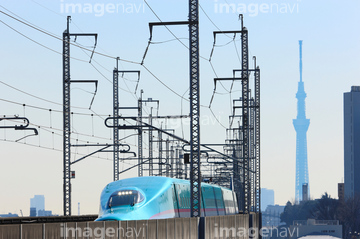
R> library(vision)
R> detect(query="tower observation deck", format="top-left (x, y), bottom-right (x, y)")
top-left (293, 40), bottom-right (310, 203)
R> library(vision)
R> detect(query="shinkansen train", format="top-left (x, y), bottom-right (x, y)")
top-left (96, 176), bottom-right (238, 221)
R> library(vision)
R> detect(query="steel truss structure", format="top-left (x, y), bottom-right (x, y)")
top-left (113, 67), bottom-right (140, 181)
top-left (60, 11), bottom-right (261, 217)
top-left (199, 16), bottom-right (261, 213)
top-left (142, 0), bottom-right (201, 217)
top-left (62, 16), bottom-right (98, 216)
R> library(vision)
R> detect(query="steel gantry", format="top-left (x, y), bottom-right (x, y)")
top-left (143, 0), bottom-right (201, 217)
top-left (62, 16), bottom-right (97, 216)
top-left (254, 59), bottom-right (261, 213)
top-left (139, 98), bottom-right (159, 176)
top-left (208, 15), bottom-right (260, 213)
top-left (137, 90), bottom-right (144, 177)
top-left (113, 61), bottom-right (119, 182)
top-left (188, 0), bottom-right (201, 218)
top-left (240, 16), bottom-right (250, 214)
top-left (113, 66), bottom-right (140, 181)
top-left (63, 16), bottom-right (71, 217)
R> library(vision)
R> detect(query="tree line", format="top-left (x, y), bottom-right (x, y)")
top-left (280, 193), bottom-right (360, 239)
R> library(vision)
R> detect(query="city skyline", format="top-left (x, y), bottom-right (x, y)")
top-left (0, 0), bottom-right (359, 215)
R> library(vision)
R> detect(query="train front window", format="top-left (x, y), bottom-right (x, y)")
top-left (107, 190), bottom-right (144, 208)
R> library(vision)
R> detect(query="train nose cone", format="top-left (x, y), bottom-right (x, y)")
top-left (96, 211), bottom-right (145, 221)
top-left (96, 214), bottom-right (127, 221)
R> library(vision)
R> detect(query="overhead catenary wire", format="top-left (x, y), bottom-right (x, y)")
top-left (142, 0), bottom-right (238, 117)
top-left (1, 114), bottom-right (153, 154)
top-left (0, 138), bottom-right (139, 166)
top-left (0, 14), bottom-right (140, 98)
top-left (0, 80), bottom-right (94, 110)
top-left (2, 3), bottom-right (228, 113)
top-left (2, 114), bottom-right (112, 142)
top-left (0, 9), bottom-right (141, 63)
top-left (0, 98), bottom-right (110, 117)
top-left (199, 3), bottom-right (234, 40)
top-left (1, 2), bottom-right (235, 148)
top-left (0, 9), bottom-right (195, 108)
top-left (0, 19), bottom-right (88, 63)
top-left (0, 3), bottom-right (255, 203)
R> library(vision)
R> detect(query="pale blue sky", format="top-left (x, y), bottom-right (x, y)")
top-left (0, 0), bottom-right (359, 215)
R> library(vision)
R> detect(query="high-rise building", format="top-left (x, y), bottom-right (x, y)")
top-left (30, 195), bottom-right (45, 216)
top-left (29, 207), bottom-right (36, 217)
top-left (38, 209), bottom-right (52, 217)
top-left (262, 205), bottom-right (285, 228)
top-left (344, 86), bottom-right (360, 198)
top-left (261, 188), bottom-right (274, 211)
top-left (338, 183), bottom-right (345, 202)
top-left (302, 183), bottom-right (309, 201)
top-left (293, 40), bottom-right (310, 203)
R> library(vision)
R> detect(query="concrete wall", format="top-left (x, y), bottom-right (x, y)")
top-left (0, 214), bottom-right (259, 239)
top-left (203, 214), bottom-right (250, 239)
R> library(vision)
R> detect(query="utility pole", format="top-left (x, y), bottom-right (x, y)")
top-left (158, 128), bottom-right (163, 176)
top-left (62, 16), bottom-right (97, 216)
top-left (166, 139), bottom-right (170, 177)
top-left (188, 0), bottom-right (201, 218)
top-left (240, 16), bottom-right (250, 214)
top-left (210, 15), bottom-right (261, 213)
top-left (63, 15), bottom-right (71, 217)
top-left (254, 57), bottom-right (261, 213)
top-left (113, 58), bottom-right (119, 182)
top-left (138, 90), bottom-right (143, 176)
top-left (143, 0), bottom-right (200, 217)
top-left (138, 98), bottom-right (159, 176)
top-left (113, 69), bottom-right (140, 181)
top-left (149, 108), bottom-right (153, 176)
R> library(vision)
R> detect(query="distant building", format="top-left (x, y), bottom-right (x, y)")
top-left (30, 195), bottom-right (45, 216)
top-left (261, 188), bottom-right (274, 211)
top-left (30, 207), bottom-right (36, 217)
top-left (38, 210), bottom-right (52, 217)
top-left (289, 219), bottom-right (342, 239)
top-left (344, 86), bottom-right (360, 198)
top-left (0, 213), bottom-right (18, 218)
top-left (302, 183), bottom-right (309, 201)
top-left (262, 204), bottom-right (285, 227)
top-left (338, 183), bottom-right (344, 202)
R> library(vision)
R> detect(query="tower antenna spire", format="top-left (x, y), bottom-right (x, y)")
top-left (299, 40), bottom-right (303, 82)
top-left (293, 40), bottom-right (310, 203)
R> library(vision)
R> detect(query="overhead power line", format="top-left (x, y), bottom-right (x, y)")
top-left (0, 9), bottom-right (141, 63)
top-left (0, 19), bottom-right (88, 63)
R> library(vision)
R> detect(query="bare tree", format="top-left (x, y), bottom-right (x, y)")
top-left (338, 195), bottom-right (360, 239)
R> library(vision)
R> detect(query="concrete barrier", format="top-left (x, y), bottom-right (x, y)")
top-left (0, 224), bottom-right (20, 239)
top-left (166, 218), bottom-right (175, 238)
top-left (22, 223), bottom-right (43, 239)
top-left (190, 217), bottom-right (198, 239)
top-left (0, 213), bottom-right (259, 239)
top-left (204, 214), bottom-right (252, 239)
top-left (44, 223), bottom-right (61, 239)
top-left (135, 220), bottom-right (147, 239)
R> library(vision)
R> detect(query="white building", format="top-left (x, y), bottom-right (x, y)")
top-left (289, 219), bottom-right (342, 239)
